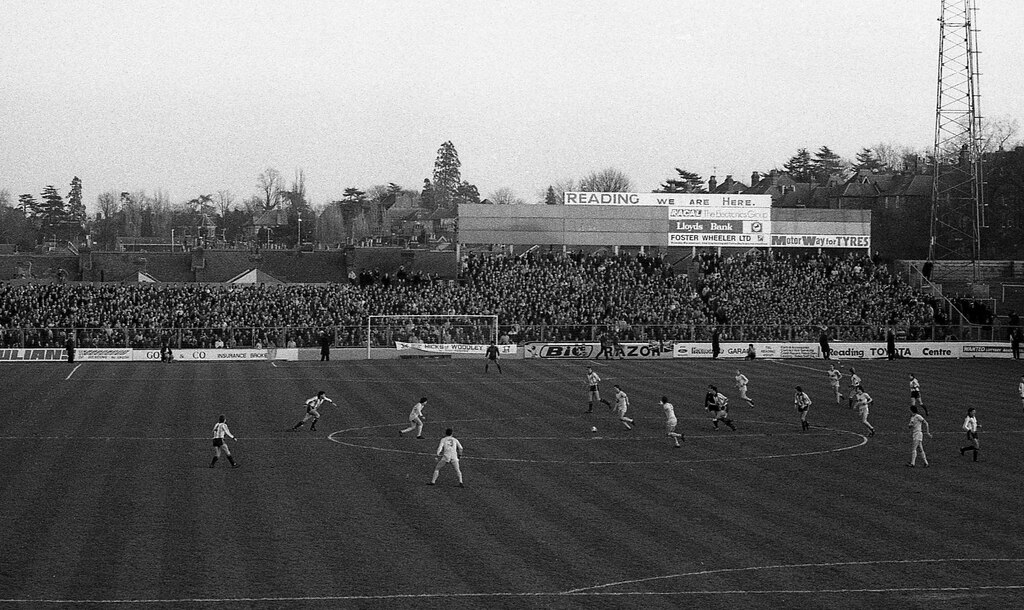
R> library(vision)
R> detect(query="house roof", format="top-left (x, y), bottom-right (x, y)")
top-left (250, 209), bottom-right (290, 228)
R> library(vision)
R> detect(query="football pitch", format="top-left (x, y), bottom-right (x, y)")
top-left (1, 356), bottom-right (1022, 609)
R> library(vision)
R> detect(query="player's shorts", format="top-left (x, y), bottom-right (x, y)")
top-left (589, 385), bottom-right (598, 393)
top-left (212, 438), bottom-right (223, 447)
top-left (858, 408), bottom-right (869, 419)
top-left (616, 407), bottom-right (628, 417)
top-left (665, 418), bottom-right (678, 434)
top-left (409, 415), bottom-right (423, 423)
top-left (966, 431), bottom-right (978, 440)
top-left (910, 390), bottom-right (921, 399)
top-left (438, 455), bottom-right (459, 464)
top-left (715, 409), bottom-right (729, 419)
top-left (797, 406), bottom-right (808, 413)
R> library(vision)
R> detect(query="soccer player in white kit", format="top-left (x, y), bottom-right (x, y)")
top-left (612, 384), bottom-right (634, 430)
top-left (906, 405), bottom-right (931, 467)
top-left (1019, 375), bottom-right (1024, 411)
top-left (827, 365), bottom-right (843, 405)
top-left (853, 386), bottom-right (875, 436)
top-left (399, 397), bottom-right (427, 438)
top-left (847, 368), bottom-right (862, 409)
top-left (429, 428), bottom-right (464, 487)
top-left (794, 386), bottom-right (812, 432)
top-left (210, 415), bottom-right (239, 468)
top-left (734, 370), bottom-right (754, 407)
top-left (290, 390), bottom-right (335, 432)
top-left (909, 373), bottom-right (927, 416)
top-left (960, 407), bottom-right (980, 462)
top-left (660, 396), bottom-right (683, 447)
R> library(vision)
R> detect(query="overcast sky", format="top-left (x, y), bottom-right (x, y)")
top-left (2, 0), bottom-right (1022, 212)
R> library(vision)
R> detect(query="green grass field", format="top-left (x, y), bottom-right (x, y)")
top-left (1, 356), bottom-right (1023, 609)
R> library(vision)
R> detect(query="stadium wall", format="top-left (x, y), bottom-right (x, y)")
top-left (458, 204), bottom-right (870, 248)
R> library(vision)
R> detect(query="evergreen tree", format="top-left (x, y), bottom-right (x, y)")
top-left (656, 168), bottom-right (705, 193)
top-left (39, 185), bottom-right (67, 231)
top-left (783, 148), bottom-right (814, 182)
top-left (812, 146), bottom-right (846, 183)
top-left (853, 148), bottom-right (884, 172)
top-left (454, 180), bottom-right (480, 205)
top-left (18, 193), bottom-right (40, 219)
top-left (432, 141), bottom-right (462, 209)
top-left (67, 176), bottom-right (86, 225)
top-left (545, 186), bottom-right (558, 205)
top-left (419, 179), bottom-right (435, 210)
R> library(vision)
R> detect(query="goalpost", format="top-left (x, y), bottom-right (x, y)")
top-left (365, 314), bottom-right (499, 359)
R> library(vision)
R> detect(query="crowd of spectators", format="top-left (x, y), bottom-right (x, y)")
top-left (0, 249), bottom-right (950, 349)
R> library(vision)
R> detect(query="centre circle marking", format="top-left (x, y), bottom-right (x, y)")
top-left (327, 417), bottom-right (868, 465)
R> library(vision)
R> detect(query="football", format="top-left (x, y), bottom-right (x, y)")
top-left (590, 426), bottom-right (598, 432)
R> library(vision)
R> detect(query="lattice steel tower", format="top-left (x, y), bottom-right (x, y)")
top-left (929, 0), bottom-right (984, 262)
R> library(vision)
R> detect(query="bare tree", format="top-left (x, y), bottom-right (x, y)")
top-left (488, 187), bottom-right (525, 205)
top-left (981, 115), bottom-right (1022, 153)
top-left (215, 190), bottom-right (235, 218)
top-left (241, 195), bottom-right (263, 217)
top-left (257, 167), bottom-right (282, 211)
top-left (578, 168), bottom-right (633, 192)
top-left (97, 191), bottom-right (120, 218)
top-left (150, 189), bottom-right (172, 238)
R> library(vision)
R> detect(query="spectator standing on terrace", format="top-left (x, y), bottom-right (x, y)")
top-left (794, 386), bottom-right (812, 432)
top-left (886, 327), bottom-right (897, 360)
top-left (64, 335), bottom-right (76, 363)
top-left (711, 327), bottom-right (721, 359)
top-left (612, 384), bottom-right (634, 430)
top-left (1011, 328), bottom-right (1021, 360)
top-left (210, 415), bottom-right (239, 468)
top-left (827, 365), bottom-right (843, 405)
top-left (428, 428), bottom-right (464, 487)
top-left (484, 341), bottom-right (502, 374)
top-left (734, 370), bottom-right (754, 407)
top-left (906, 405), bottom-right (931, 467)
top-left (819, 327), bottom-right (832, 360)
top-left (585, 367), bottom-right (611, 413)
top-left (745, 344), bottom-right (756, 360)
top-left (290, 391), bottom-right (334, 432)
top-left (960, 408), bottom-right (980, 462)
top-left (596, 333), bottom-right (613, 360)
top-left (854, 387), bottom-right (876, 437)
top-left (660, 396), bottom-right (683, 448)
top-left (399, 397), bottom-right (427, 438)
top-left (909, 374), bottom-right (928, 416)
top-left (611, 332), bottom-right (626, 359)
top-left (319, 331), bottom-right (332, 361)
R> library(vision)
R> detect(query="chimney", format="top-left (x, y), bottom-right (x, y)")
top-left (708, 175), bottom-right (718, 192)
top-left (751, 171), bottom-right (761, 185)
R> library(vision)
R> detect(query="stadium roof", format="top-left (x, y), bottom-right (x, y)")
top-left (226, 268), bottom-right (284, 284)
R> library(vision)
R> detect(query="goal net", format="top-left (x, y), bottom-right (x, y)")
top-left (365, 314), bottom-right (499, 359)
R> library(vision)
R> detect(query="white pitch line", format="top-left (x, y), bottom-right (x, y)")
top-left (563, 557), bottom-right (1024, 594)
top-left (65, 364), bottom-right (82, 380)
top-left (1, 558), bottom-right (1021, 604)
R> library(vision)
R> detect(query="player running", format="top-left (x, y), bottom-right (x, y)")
top-left (612, 384), bottom-right (634, 430)
top-left (960, 407), bottom-right (980, 462)
top-left (794, 386), bottom-right (812, 432)
top-left (660, 396), bottom-right (683, 447)
top-left (909, 373), bottom-right (928, 416)
top-left (585, 367), bottom-right (612, 413)
top-left (734, 370), bottom-right (754, 407)
top-left (847, 367), bottom-right (863, 409)
top-left (827, 364), bottom-right (843, 405)
top-left (399, 397), bottom-right (427, 438)
top-left (210, 415), bottom-right (239, 468)
top-left (706, 385), bottom-right (737, 431)
top-left (290, 390), bottom-right (335, 432)
top-left (853, 386), bottom-right (875, 437)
